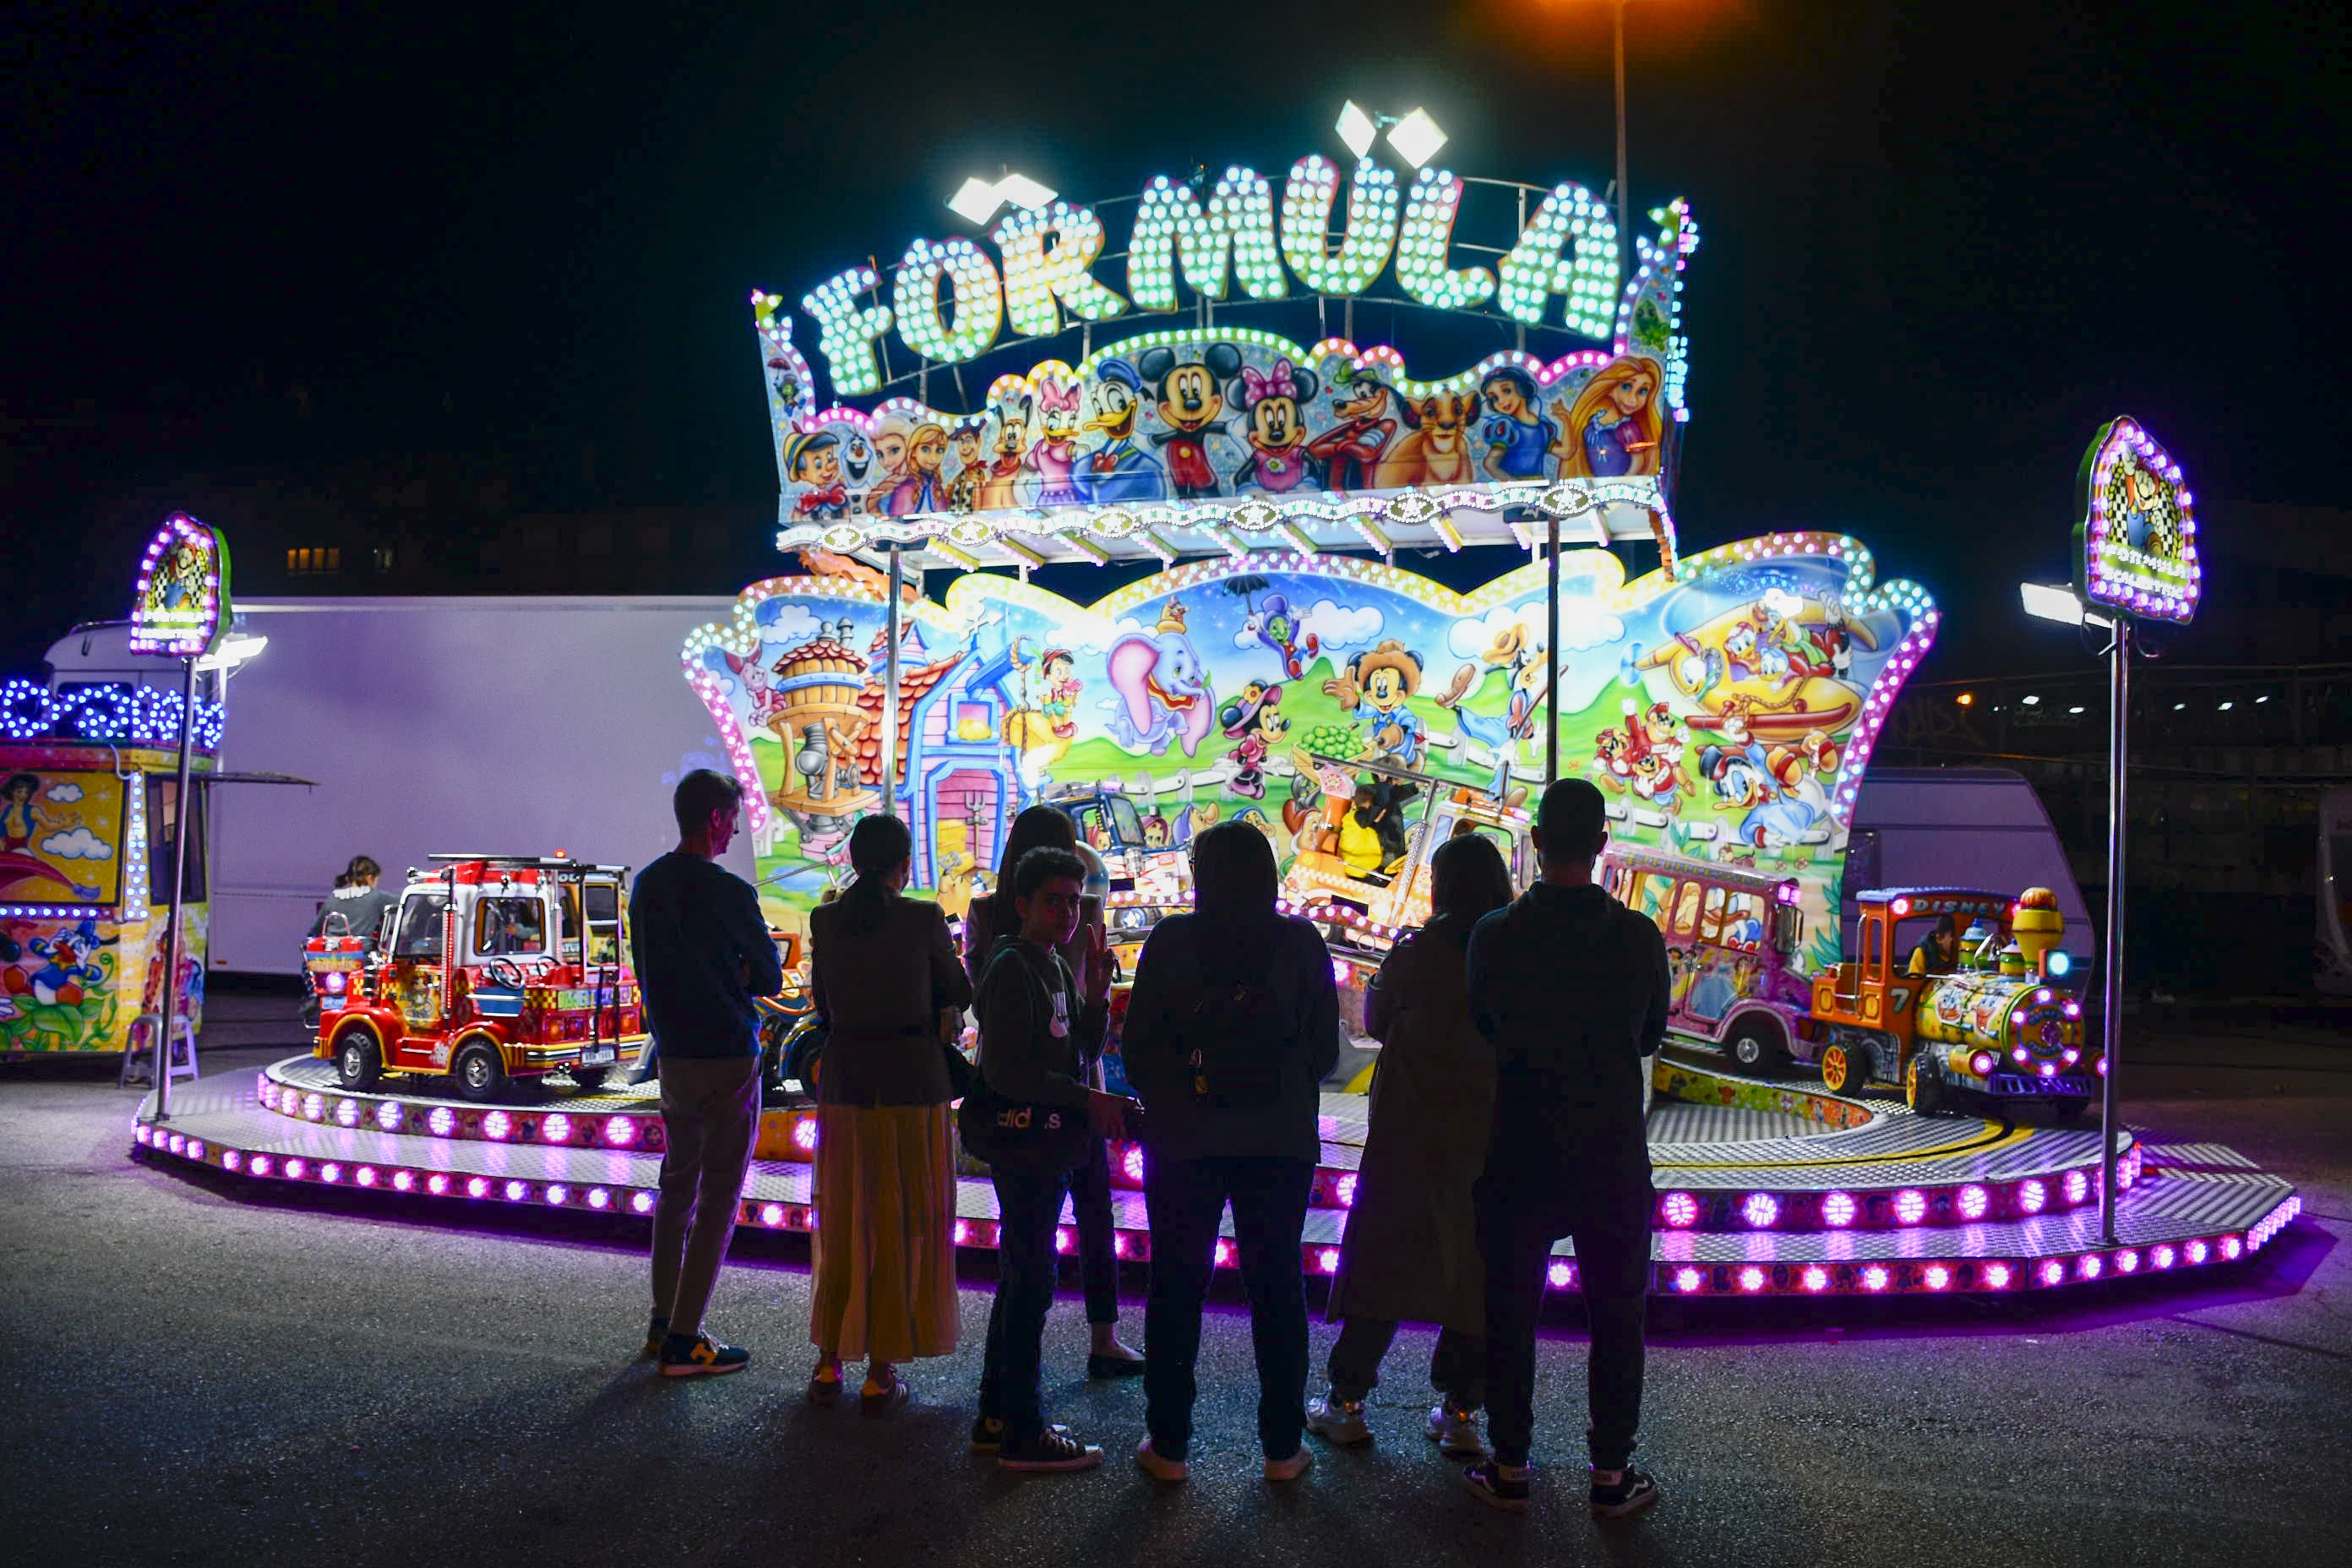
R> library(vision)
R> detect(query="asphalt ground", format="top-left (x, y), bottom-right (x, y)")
top-left (3, 994), bottom-right (2348, 1567)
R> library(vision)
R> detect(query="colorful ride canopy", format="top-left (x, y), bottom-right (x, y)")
top-left (682, 534), bottom-right (1936, 961)
top-left (754, 159), bottom-right (1698, 568)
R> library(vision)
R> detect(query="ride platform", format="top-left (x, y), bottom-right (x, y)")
top-left (131, 1052), bottom-right (2299, 1303)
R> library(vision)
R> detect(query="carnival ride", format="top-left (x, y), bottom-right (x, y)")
top-left (305, 856), bottom-right (649, 1101)
top-left (124, 141), bottom-right (2300, 1307)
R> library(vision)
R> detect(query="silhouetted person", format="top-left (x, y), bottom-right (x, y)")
top-left (1462, 778), bottom-right (1669, 1516)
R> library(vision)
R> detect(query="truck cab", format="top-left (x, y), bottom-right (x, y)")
top-left (308, 855), bottom-right (647, 1102)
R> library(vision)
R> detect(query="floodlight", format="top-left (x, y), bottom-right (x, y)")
top-left (947, 177), bottom-right (1004, 226)
top-left (194, 634), bottom-right (269, 672)
top-left (1386, 108), bottom-right (1448, 169)
top-left (994, 172), bottom-right (1057, 212)
top-left (1336, 101), bottom-right (1378, 161)
top-left (2018, 582), bottom-right (2085, 626)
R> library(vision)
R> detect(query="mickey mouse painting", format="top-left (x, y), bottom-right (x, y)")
top-left (1138, 343), bottom-right (1243, 498)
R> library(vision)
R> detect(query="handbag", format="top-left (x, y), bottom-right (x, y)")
top-left (956, 942), bottom-right (1092, 1171)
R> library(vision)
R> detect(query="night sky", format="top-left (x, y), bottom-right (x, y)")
top-left (6, 1), bottom-right (2344, 676)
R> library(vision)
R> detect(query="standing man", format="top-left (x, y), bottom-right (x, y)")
top-left (630, 769), bottom-right (783, 1376)
top-left (1461, 778), bottom-right (1669, 1516)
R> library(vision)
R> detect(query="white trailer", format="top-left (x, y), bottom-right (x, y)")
top-left (46, 596), bottom-right (750, 976)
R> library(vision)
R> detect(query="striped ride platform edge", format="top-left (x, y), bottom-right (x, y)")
top-left (133, 1064), bottom-right (2300, 1299)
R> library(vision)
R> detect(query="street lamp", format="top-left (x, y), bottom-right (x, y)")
top-left (1332, 102), bottom-right (1449, 169)
top-left (945, 172), bottom-right (1059, 227)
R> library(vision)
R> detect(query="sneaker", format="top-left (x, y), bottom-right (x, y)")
top-left (643, 1315), bottom-right (668, 1357)
top-left (1264, 1446), bottom-right (1313, 1483)
top-left (858, 1374), bottom-right (910, 1416)
top-left (658, 1331), bottom-right (749, 1378)
top-left (807, 1364), bottom-right (844, 1406)
top-left (1086, 1352), bottom-right (1147, 1380)
top-left (999, 1428), bottom-right (1103, 1473)
top-left (1425, 1402), bottom-right (1484, 1458)
top-left (1590, 1466), bottom-right (1660, 1518)
top-left (1135, 1436), bottom-right (1189, 1484)
top-left (1462, 1458), bottom-right (1531, 1512)
top-left (1304, 1395), bottom-right (1372, 1447)
top-left (972, 1417), bottom-right (1071, 1454)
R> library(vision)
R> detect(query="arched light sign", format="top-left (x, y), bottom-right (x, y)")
top-left (127, 513), bottom-right (232, 657)
top-left (752, 150), bottom-right (1699, 565)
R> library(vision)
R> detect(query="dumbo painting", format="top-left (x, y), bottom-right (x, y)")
top-left (1102, 602), bottom-right (1215, 757)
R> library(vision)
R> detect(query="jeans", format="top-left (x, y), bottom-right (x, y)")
top-left (977, 1160), bottom-right (1073, 1438)
top-left (1478, 1159), bottom-right (1652, 1471)
top-left (1143, 1154), bottom-right (1315, 1462)
top-left (1070, 1134), bottom-right (1121, 1324)
top-left (1328, 1318), bottom-right (1485, 1410)
top-left (651, 1054), bottom-right (760, 1337)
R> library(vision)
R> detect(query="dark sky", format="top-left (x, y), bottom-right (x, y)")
top-left (5, 0), bottom-right (2344, 674)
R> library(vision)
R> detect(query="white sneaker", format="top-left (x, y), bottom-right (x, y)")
top-left (1305, 1395), bottom-right (1373, 1447)
top-left (1265, 1446), bottom-right (1314, 1483)
top-left (1425, 1403), bottom-right (1484, 1458)
top-left (1135, 1435), bottom-right (1189, 1484)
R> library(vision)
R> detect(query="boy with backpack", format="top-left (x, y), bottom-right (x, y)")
top-left (1119, 822), bottom-right (1340, 1484)
top-left (966, 847), bottom-right (1130, 1471)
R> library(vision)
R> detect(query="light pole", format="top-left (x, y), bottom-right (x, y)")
top-left (1611, 0), bottom-right (1631, 270)
top-left (2018, 581), bottom-right (2132, 1245)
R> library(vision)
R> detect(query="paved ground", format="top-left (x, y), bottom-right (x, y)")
top-left (3, 990), bottom-right (2347, 1567)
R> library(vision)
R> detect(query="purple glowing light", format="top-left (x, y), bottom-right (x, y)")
top-left (483, 1111), bottom-right (512, 1141)
top-left (1547, 1261), bottom-right (1573, 1289)
top-left (792, 1118), bottom-right (818, 1153)
top-left (427, 1107), bottom-right (455, 1137)
top-left (1737, 1266), bottom-right (1767, 1293)
top-left (1742, 1193), bottom-right (1780, 1228)
top-left (759, 1202), bottom-right (783, 1227)
top-left (251, 1154), bottom-right (275, 1177)
top-left (465, 1176), bottom-right (488, 1199)
top-left (1923, 1264), bottom-right (1952, 1291)
top-left (2152, 1244), bottom-right (2175, 1270)
top-left (1674, 1267), bottom-right (1704, 1293)
top-left (605, 1116), bottom-right (637, 1147)
top-left (222, 1150), bottom-right (242, 1172)
top-left (336, 1099), bottom-right (360, 1128)
top-left (2219, 1236), bottom-right (2241, 1260)
top-left (2017, 1179), bottom-right (2047, 1216)
top-left (168, 1133), bottom-right (186, 1154)
top-left (1893, 1190), bottom-right (1928, 1226)
top-left (319, 1162), bottom-right (342, 1184)
top-left (188, 1140), bottom-right (207, 1161)
top-left (376, 1101), bottom-right (404, 1132)
top-left (1957, 1184), bottom-right (1990, 1221)
top-left (393, 1170), bottom-right (416, 1192)
top-left (2039, 1260), bottom-right (2065, 1286)
top-left (427, 1172), bottom-right (451, 1195)
top-left (952, 1220), bottom-right (972, 1244)
top-left (629, 1190), bottom-right (655, 1215)
top-left (1055, 1227), bottom-right (1076, 1255)
top-left (2064, 1170), bottom-right (2088, 1205)
top-left (2077, 1255), bottom-right (2102, 1280)
top-left (1335, 1172), bottom-right (1358, 1207)
top-left (1984, 1262), bottom-right (2012, 1288)
top-left (2116, 1249), bottom-right (2138, 1273)
top-left (356, 1167), bottom-right (378, 1187)
top-left (587, 1187), bottom-right (610, 1210)
top-left (286, 1157), bottom-right (308, 1179)
top-left (1801, 1266), bottom-right (1829, 1293)
top-left (302, 1093), bottom-right (325, 1120)
top-left (1859, 1266), bottom-right (1889, 1293)
top-left (547, 1184), bottom-right (570, 1206)
top-left (503, 1179), bottom-right (528, 1201)
top-left (1214, 1239), bottom-right (1238, 1267)
top-left (1821, 1190), bottom-right (1858, 1228)
top-left (1662, 1191), bottom-right (1701, 1228)
top-left (1314, 1247), bottom-right (1341, 1276)
top-left (541, 1113), bottom-right (572, 1144)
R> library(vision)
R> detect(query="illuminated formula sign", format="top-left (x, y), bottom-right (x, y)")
top-left (786, 158), bottom-right (1640, 399)
top-left (2073, 417), bottom-right (2199, 625)
top-left (128, 514), bottom-right (232, 656)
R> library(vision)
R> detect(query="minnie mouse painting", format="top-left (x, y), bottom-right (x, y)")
top-left (1229, 358), bottom-right (1323, 494)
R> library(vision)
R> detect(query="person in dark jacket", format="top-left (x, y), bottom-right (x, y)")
top-left (629, 770), bottom-right (784, 1377)
top-left (1460, 778), bottom-right (1669, 1516)
top-left (1307, 833), bottom-right (1516, 1456)
top-left (967, 847), bottom-right (1130, 1472)
top-left (1121, 820), bottom-right (1340, 1486)
top-left (963, 804), bottom-right (1145, 1380)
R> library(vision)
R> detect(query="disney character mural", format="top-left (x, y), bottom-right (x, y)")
top-left (1554, 353), bottom-right (1665, 479)
top-left (1229, 359), bottom-right (1321, 493)
top-left (1139, 344), bottom-right (1242, 498)
top-left (683, 540), bottom-right (1936, 975)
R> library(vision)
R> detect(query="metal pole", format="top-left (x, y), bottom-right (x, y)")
top-left (150, 656), bottom-right (199, 1121)
top-left (882, 546), bottom-right (902, 819)
top-left (1545, 515), bottom-right (1561, 785)
top-left (1614, 0), bottom-right (1631, 272)
top-left (2099, 618), bottom-right (2129, 1244)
